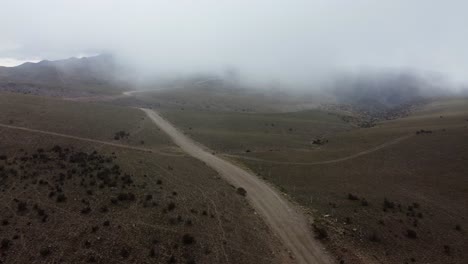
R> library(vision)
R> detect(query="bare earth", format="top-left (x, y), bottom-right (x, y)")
top-left (142, 108), bottom-right (334, 264)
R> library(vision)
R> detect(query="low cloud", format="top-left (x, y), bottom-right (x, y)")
top-left (1, 0), bottom-right (468, 86)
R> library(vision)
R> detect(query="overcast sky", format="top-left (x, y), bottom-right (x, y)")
top-left (1, 0), bottom-right (467, 84)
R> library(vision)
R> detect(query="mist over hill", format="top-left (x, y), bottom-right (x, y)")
top-left (328, 70), bottom-right (455, 109)
top-left (0, 54), bottom-right (131, 96)
top-left (0, 54), bottom-right (462, 117)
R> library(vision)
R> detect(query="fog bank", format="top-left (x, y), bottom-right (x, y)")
top-left (1, 1), bottom-right (468, 86)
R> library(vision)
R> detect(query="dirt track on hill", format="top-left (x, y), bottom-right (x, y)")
top-left (142, 108), bottom-right (334, 264)
top-left (223, 134), bottom-right (413, 165)
top-left (0, 123), bottom-right (183, 157)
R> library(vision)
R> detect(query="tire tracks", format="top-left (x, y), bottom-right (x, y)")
top-left (223, 134), bottom-right (413, 166)
top-left (0, 123), bottom-right (183, 157)
top-left (142, 108), bottom-right (334, 264)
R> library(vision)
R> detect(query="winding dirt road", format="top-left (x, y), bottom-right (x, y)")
top-left (223, 134), bottom-right (413, 166)
top-left (141, 108), bottom-right (334, 264)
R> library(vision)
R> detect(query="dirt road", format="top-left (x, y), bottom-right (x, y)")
top-left (223, 134), bottom-right (413, 165)
top-left (142, 108), bottom-right (334, 264)
top-left (0, 123), bottom-right (183, 157)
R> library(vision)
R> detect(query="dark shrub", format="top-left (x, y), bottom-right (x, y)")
top-left (443, 245), bottom-right (451, 255)
top-left (313, 224), bottom-right (328, 240)
top-left (347, 193), bottom-right (358, 200)
top-left (168, 256), bottom-right (176, 263)
top-left (17, 201), bottom-right (28, 212)
top-left (344, 217), bottom-right (352, 224)
top-left (56, 194), bottom-right (67, 203)
top-left (40, 247), bottom-right (51, 257)
top-left (361, 199), bottom-right (369, 206)
top-left (167, 202), bottom-right (176, 211)
top-left (236, 187), bottom-right (247, 196)
top-left (406, 229), bottom-right (417, 239)
top-left (120, 247), bottom-right (130, 259)
top-left (87, 255), bottom-right (97, 263)
top-left (383, 198), bottom-right (395, 210)
top-left (37, 208), bottom-right (45, 216)
top-left (100, 206), bottom-right (109, 213)
top-left (81, 207), bottom-right (91, 214)
top-left (369, 232), bottom-right (380, 242)
top-left (182, 234), bottom-right (195, 245)
top-left (117, 192), bottom-right (136, 202)
top-left (1, 239), bottom-right (11, 249)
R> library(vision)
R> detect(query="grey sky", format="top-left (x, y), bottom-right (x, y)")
top-left (1, 0), bottom-right (467, 83)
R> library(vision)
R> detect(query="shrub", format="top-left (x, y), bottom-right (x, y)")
top-left (120, 247), bottom-right (130, 259)
top-left (182, 234), bottom-right (196, 245)
top-left (406, 229), bottom-right (417, 239)
top-left (361, 199), bottom-right (369, 206)
top-left (1, 239), bottom-right (11, 250)
top-left (383, 198), bottom-right (395, 210)
top-left (37, 208), bottom-right (45, 216)
top-left (40, 247), bottom-right (51, 257)
top-left (100, 206), bottom-right (109, 213)
top-left (168, 256), bottom-right (176, 263)
top-left (87, 255), bottom-right (97, 263)
top-left (149, 248), bottom-right (156, 257)
top-left (369, 232), bottom-right (380, 242)
top-left (313, 224), bottom-right (328, 240)
top-left (81, 207), bottom-right (92, 214)
top-left (167, 202), bottom-right (176, 211)
top-left (347, 193), bottom-right (358, 201)
top-left (17, 201), bottom-right (28, 212)
top-left (236, 187), bottom-right (247, 196)
top-left (443, 245), bottom-right (451, 255)
top-left (117, 192), bottom-right (136, 202)
top-left (56, 194), bottom-right (67, 203)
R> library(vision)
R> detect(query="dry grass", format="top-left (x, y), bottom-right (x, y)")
top-left (161, 97), bottom-right (468, 264)
top-left (0, 93), bottom-right (288, 264)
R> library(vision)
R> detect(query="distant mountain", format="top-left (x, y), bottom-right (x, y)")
top-left (0, 54), bottom-right (130, 97)
top-left (331, 70), bottom-right (450, 109)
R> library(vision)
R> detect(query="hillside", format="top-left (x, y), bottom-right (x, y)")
top-left (0, 92), bottom-right (289, 264)
top-left (158, 96), bottom-right (468, 264)
top-left (0, 55), bottom-right (128, 97)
